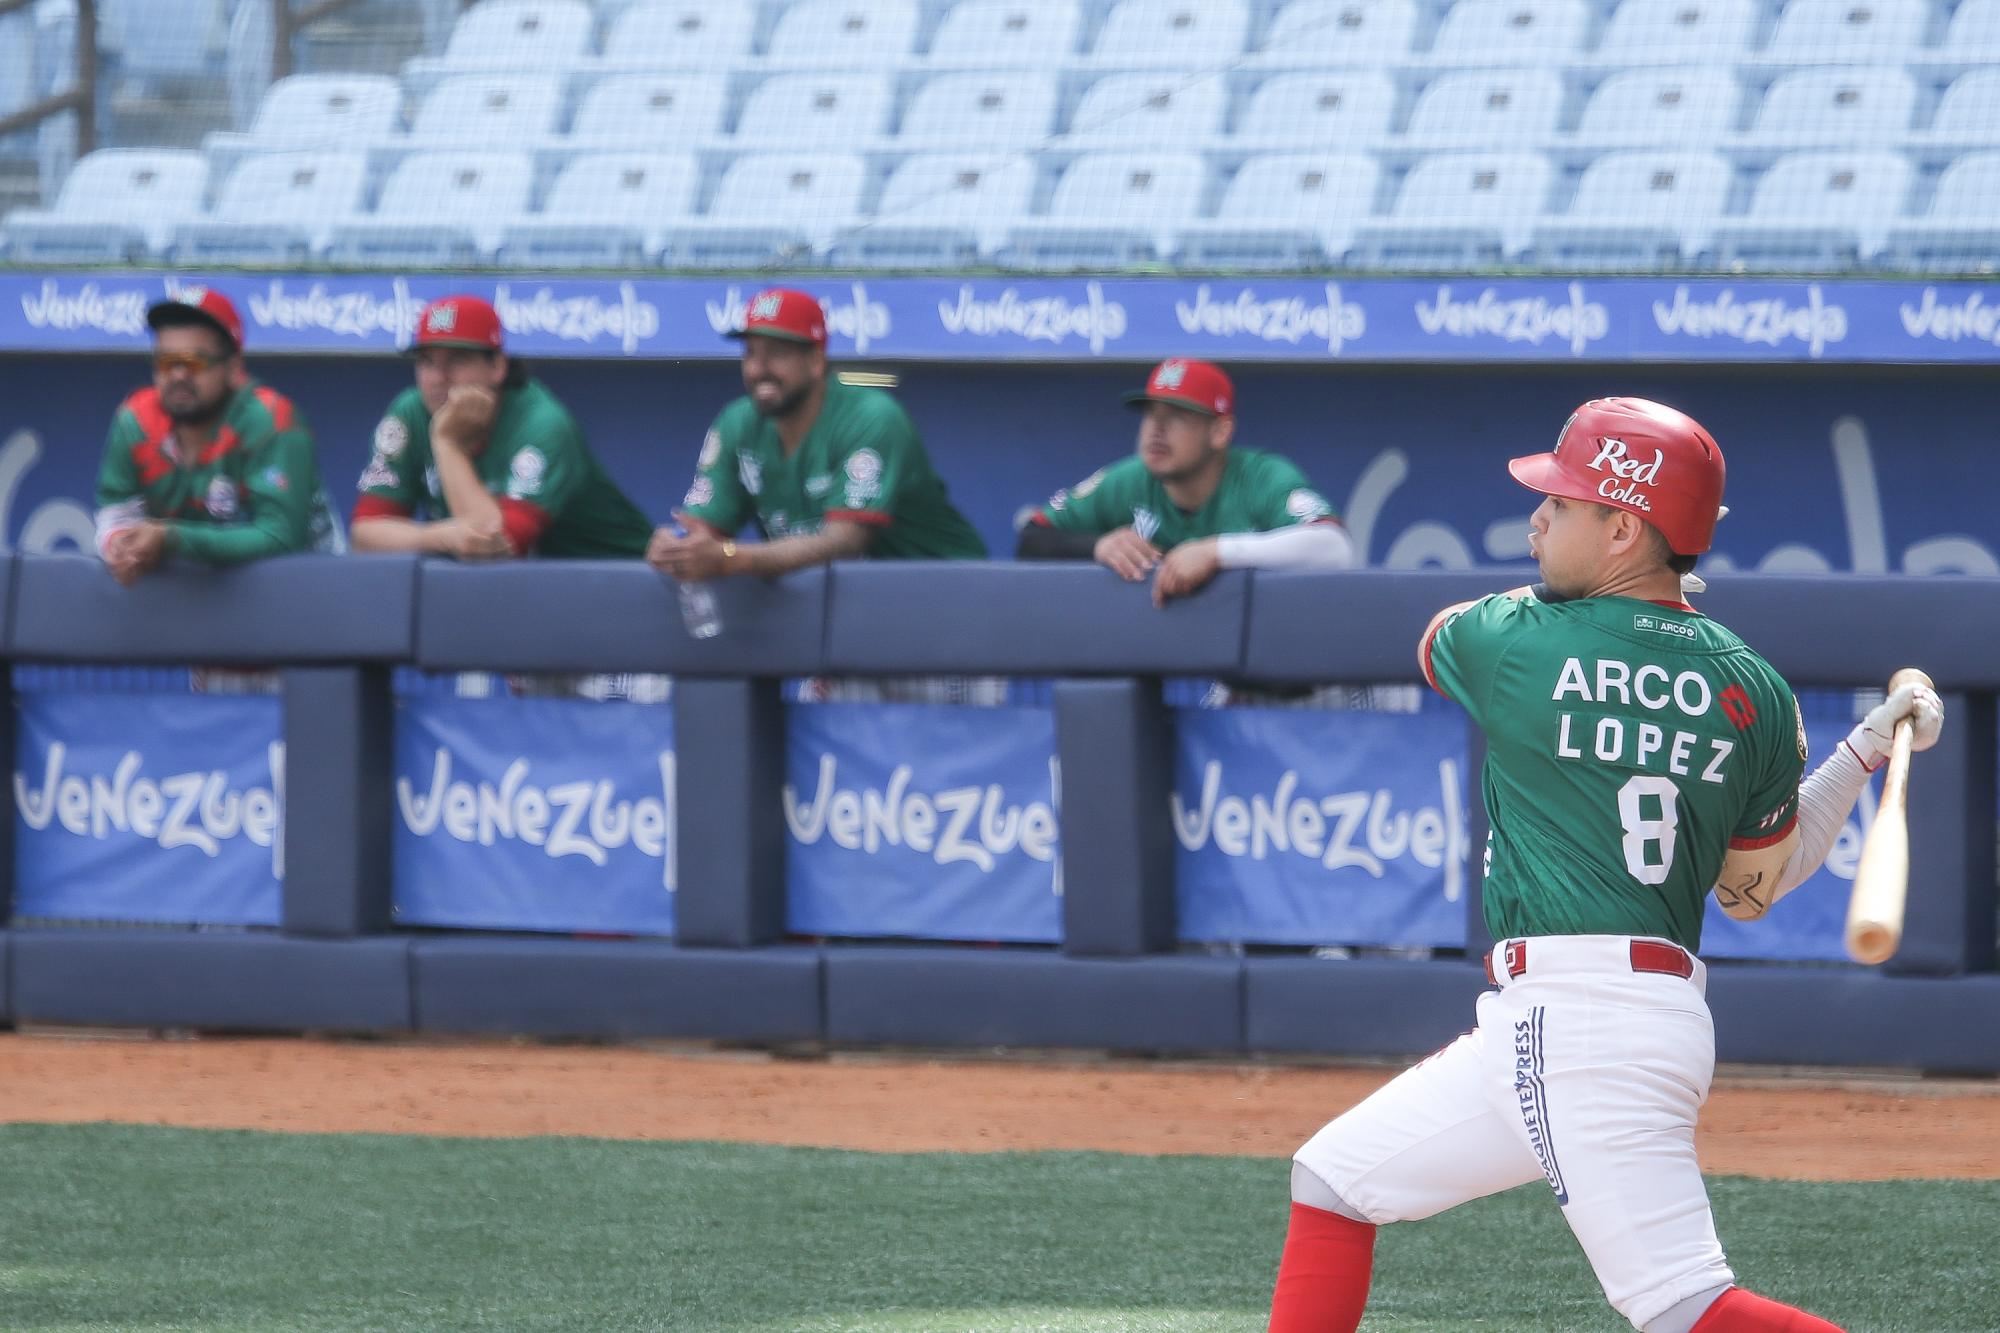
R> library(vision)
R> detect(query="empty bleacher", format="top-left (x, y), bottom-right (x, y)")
top-left (3, 0), bottom-right (1997, 273)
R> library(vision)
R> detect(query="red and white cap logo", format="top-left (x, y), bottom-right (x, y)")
top-left (1124, 357), bottom-right (1234, 416)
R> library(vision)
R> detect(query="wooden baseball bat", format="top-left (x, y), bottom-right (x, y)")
top-left (1844, 667), bottom-right (1933, 965)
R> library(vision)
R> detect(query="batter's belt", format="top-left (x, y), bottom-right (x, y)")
top-left (1484, 936), bottom-right (1698, 986)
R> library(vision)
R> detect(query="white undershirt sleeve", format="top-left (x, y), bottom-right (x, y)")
top-left (1771, 735), bottom-right (1874, 896)
top-left (1214, 522), bottom-right (1356, 571)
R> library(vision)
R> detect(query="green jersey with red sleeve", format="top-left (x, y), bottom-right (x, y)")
top-left (1423, 591), bottom-right (1805, 952)
top-left (1032, 448), bottom-right (1337, 549)
top-left (94, 378), bottom-right (338, 564)
top-left (352, 379), bottom-right (653, 559)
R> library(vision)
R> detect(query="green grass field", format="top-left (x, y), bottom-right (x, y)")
top-left (0, 1125), bottom-right (1992, 1332)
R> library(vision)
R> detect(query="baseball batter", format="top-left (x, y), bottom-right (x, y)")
top-left (1267, 399), bottom-right (1943, 1333)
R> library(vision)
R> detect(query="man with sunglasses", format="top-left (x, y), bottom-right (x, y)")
top-left (94, 289), bottom-right (338, 585)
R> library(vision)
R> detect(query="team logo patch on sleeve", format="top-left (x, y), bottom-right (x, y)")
top-left (204, 476), bottom-right (240, 519)
top-left (1794, 696), bottom-right (1808, 761)
top-left (506, 447), bottom-right (546, 499)
top-left (359, 457), bottom-right (396, 491)
top-left (684, 476), bottom-right (715, 508)
top-left (1073, 469), bottom-right (1105, 499)
top-left (373, 417), bottom-right (408, 459)
top-left (843, 448), bottom-right (883, 503)
top-left (1285, 488), bottom-right (1331, 520)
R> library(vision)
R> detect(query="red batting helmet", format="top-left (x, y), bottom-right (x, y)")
top-left (1508, 397), bottom-right (1726, 555)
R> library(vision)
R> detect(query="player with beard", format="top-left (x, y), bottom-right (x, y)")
top-left (648, 286), bottom-right (986, 583)
top-left (94, 289), bottom-right (338, 585)
top-left (1017, 358), bottom-right (1353, 606)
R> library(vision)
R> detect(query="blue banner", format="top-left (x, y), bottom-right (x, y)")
top-left (1700, 688), bottom-right (1876, 963)
top-left (10, 271), bottom-right (2000, 363)
top-left (784, 704), bottom-right (1061, 942)
top-left (1173, 698), bottom-right (1473, 948)
top-left (393, 695), bottom-right (676, 935)
top-left (13, 692), bottom-right (283, 924)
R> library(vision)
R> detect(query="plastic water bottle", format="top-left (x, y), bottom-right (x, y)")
top-left (671, 521), bottom-right (723, 639)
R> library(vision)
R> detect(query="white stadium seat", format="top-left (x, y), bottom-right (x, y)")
top-left (171, 151), bottom-right (368, 263)
top-left (1175, 152), bottom-right (1381, 269)
top-left (926, 0), bottom-right (1085, 67)
top-left (765, 0), bottom-right (921, 65)
top-left (499, 152), bottom-right (698, 266)
top-left (1941, 0), bottom-right (2000, 59)
top-left (435, 0), bottom-right (594, 68)
top-left (1002, 150), bottom-right (1208, 268)
top-left (1235, 72), bottom-right (1397, 148)
top-left (1403, 70), bottom-right (1566, 147)
top-left (733, 74), bottom-right (893, 145)
top-left (600, 1), bottom-right (755, 67)
top-left (1572, 68), bottom-right (1742, 148)
top-left (1252, 0), bottom-right (1421, 66)
top-left (1345, 151), bottom-right (1554, 266)
top-left (1876, 152), bottom-right (2000, 272)
top-left (1529, 149), bottom-right (1732, 268)
top-left (899, 72), bottom-right (1060, 148)
top-left (410, 74), bottom-right (564, 144)
top-left (658, 151), bottom-right (867, 267)
top-left (1708, 150), bottom-right (1914, 268)
top-left (1088, 0), bottom-right (1252, 65)
top-left (238, 74), bottom-right (402, 147)
top-left (323, 150), bottom-right (533, 266)
top-left (568, 74), bottom-right (728, 146)
top-left (1065, 71), bottom-right (1228, 145)
top-left (1738, 66), bottom-right (1917, 147)
top-left (1593, 0), bottom-right (1759, 66)
top-left (3, 148), bottom-right (206, 261)
top-left (828, 154), bottom-right (1037, 267)
top-left (1924, 69), bottom-right (2000, 143)
top-left (1426, 0), bottom-right (1592, 65)
top-left (1761, 0), bottom-right (1930, 62)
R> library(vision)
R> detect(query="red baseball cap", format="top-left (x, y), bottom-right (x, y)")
top-left (1123, 358), bottom-right (1234, 416)
top-left (726, 287), bottom-right (827, 346)
top-left (413, 294), bottom-right (505, 352)
top-left (148, 288), bottom-right (244, 351)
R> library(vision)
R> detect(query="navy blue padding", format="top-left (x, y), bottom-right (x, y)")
top-left (673, 679), bottom-right (788, 947)
top-left (1245, 958), bottom-right (1490, 1056)
top-left (10, 554), bottom-right (418, 663)
top-left (281, 667), bottom-right (395, 937)
top-left (8, 932), bottom-right (412, 1031)
top-left (1696, 575), bottom-right (2000, 688)
top-left (410, 939), bottom-right (822, 1040)
top-left (825, 563), bottom-right (1249, 675)
top-left (415, 562), bottom-right (827, 674)
top-left (1056, 679), bottom-right (1175, 955)
top-left (823, 948), bottom-right (1242, 1052)
top-left (0, 553), bottom-right (15, 652)
top-left (1709, 968), bottom-right (2000, 1071)
top-left (1887, 692), bottom-right (1996, 975)
top-left (1242, 570), bottom-right (1519, 682)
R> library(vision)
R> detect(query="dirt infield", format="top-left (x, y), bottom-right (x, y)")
top-left (2, 1034), bottom-right (1996, 1180)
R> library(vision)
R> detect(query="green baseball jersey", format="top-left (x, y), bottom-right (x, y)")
top-left (680, 376), bottom-right (987, 559)
top-left (354, 379), bottom-right (653, 559)
top-left (95, 379), bottom-right (338, 564)
top-left (1425, 592), bottom-right (1805, 952)
top-left (1036, 448), bottom-right (1336, 548)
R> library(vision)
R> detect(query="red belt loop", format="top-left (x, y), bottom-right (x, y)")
top-left (1504, 940), bottom-right (1528, 979)
top-left (1629, 939), bottom-right (1696, 979)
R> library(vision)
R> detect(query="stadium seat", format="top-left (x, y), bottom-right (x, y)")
top-left (322, 150), bottom-right (532, 266)
top-left (1707, 150), bottom-right (1913, 268)
top-left (1001, 150), bottom-right (1207, 268)
top-left (1174, 152), bottom-right (1381, 269)
top-left (1234, 72), bottom-right (1397, 148)
top-left (568, 74), bottom-right (728, 146)
top-left (1402, 70), bottom-right (1566, 147)
top-left (2, 148), bottom-right (206, 261)
top-left (926, 0), bottom-right (1085, 67)
top-left (410, 75), bottom-right (564, 144)
top-left (1251, 0), bottom-right (1421, 66)
top-left (1738, 66), bottom-right (1917, 147)
top-left (237, 74), bottom-right (402, 146)
top-left (1923, 69), bottom-right (2000, 143)
top-left (171, 151), bottom-right (368, 263)
top-left (1065, 71), bottom-right (1228, 145)
top-left (498, 153), bottom-right (698, 267)
top-left (1345, 151), bottom-right (1553, 267)
top-left (434, 0), bottom-right (595, 68)
top-left (1593, 0), bottom-right (1759, 66)
top-left (827, 154), bottom-right (1036, 267)
top-left (1425, 0), bottom-right (1592, 65)
top-left (1087, 0), bottom-right (1252, 66)
top-left (1876, 151), bottom-right (2000, 272)
top-left (733, 74), bottom-right (893, 146)
top-left (599, 1), bottom-right (756, 67)
top-left (658, 151), bottom-right (866, 267)
top-left (765, 0), bottom-right (921, 65)
top-left (1571, 68), bottom-right (1742, 148)
top-left (1528, 149), bottom-right (1732, 268)
top-left (1941, 0), bottom-right (2000, 59)
top-left (899, 72), bottom-right (1059, 148)
top-left (1761, 0), bottom-right (1930, 62)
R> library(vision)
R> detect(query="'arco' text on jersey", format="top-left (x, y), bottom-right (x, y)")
top-left (1549, 656), bottom-right (1734, 785)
